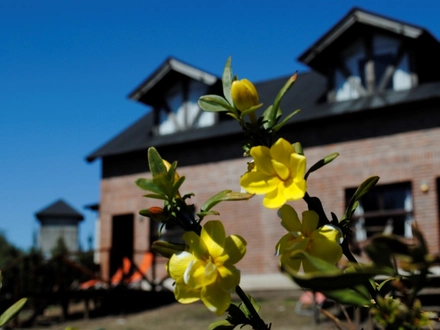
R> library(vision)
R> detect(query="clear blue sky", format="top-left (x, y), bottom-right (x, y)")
top-left (1, 0), bottom-right (439, 251)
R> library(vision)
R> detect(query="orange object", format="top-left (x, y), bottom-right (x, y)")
top-left (128, 252), bottom-right (153, 283)
top-left (111, 257), bottom-right (132, 284)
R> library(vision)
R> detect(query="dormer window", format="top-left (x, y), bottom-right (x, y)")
top-left (333, 34), bottom-right (414, 102)
top-left (157, 80), bottom-right (216, 135)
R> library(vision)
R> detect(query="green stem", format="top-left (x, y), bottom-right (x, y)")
top-left (235, 286), bottom-right (270, 330)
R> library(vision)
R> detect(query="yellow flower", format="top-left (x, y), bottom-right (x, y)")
top-left (240, 138), bottom-right (307, 209)
top-left (275, 205), bottom-right (342, 273)
top-left (167, 221), bottom-right (246, 316)
top-left (231, 78), bottom-right (259, 111)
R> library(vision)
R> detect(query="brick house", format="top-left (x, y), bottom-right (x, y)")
top-left (86, 8), bottom-right (440, 287)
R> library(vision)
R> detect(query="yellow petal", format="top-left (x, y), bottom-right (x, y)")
top-left (287, 236), bottom-right (309, 252)
top-left (250, 146), bottom-right (274, 176)
top-left (308, 228), bottom-right (343, 265)
top-left (240, 171), bottom-right (278, 194)
top-left (183, 231), bottom-right (208, 260)
top-left (184, 259), bottom-right (217, 289)
top-left (262, 182), bottom-right (286, 209)
top-left (270, 138), bottom-right (295, 166)
top-left (201, 221), bottom-right (225, 258)
top-left (280, 253), bottom-right (301, 274)
top-left (168, 251), bottom-right (196, 280)
top-left (272, 159), bottom-right (290, 181)
top-left (282, 177), bottom-right (306, 201)
top-left (201, 283), bottom-right (231, 316)
top-left (174, 277), bottom-right (201, 304)
top-left (279, 205), bottom-right (301, 232)
top-left (217, 235), bottom-right (247, 265)
top-left (217, 265), bottom-right (240, 292)
top-left (291, 153), bottom-right (306, 182)
top-left (275, 234), bottom-right (292, 256)
top-left (301, 211), bottom-right (319, 237)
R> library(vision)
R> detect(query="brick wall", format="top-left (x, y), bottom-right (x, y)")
top-left (98, 125), bottom-right (440, 283)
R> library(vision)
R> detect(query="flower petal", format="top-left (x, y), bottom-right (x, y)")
top-left (301, 211), bottom-right (319, 237)
top-left (201, 283), bottom-right (231, 316)
top-left (183, 231), bottom-right (208, 260)
top-left (262, 182), bottom-right (286, 209)
top-left (184, 259), bottom-right (216, 289)
top-left (291, 153), bottom-right (306, 180)
top-left (250, 146), bottom-right (275, 176)
top-left (283, 177), bottom-right (306, 201)
top-left (280, 253), bottom-right (301, 274)
top-left (272, 159), bottom-right (290, 181)
top-left (217, 265), bottom-right (240, 292)
top-left (240, 171), bottom-right (279, 194)
top-left (174, 277), bottom-right (201, 304)
top-left (278, 205), bottom-right (301, 232)
top-left (217, 235), bottom-right (247, 265)
top-left (168, 251), bottom-right (197, 280)
top-left (308, 226), bottom-right (343, 265)
top-left (201, 221), bottom-right (225, 258)
top-left (270, 138), bottom-right (295, 166)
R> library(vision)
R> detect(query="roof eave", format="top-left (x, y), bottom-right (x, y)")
top-left (298, 8), bottom-right (425, 66)
top-left (128, 58), bottom-right (218, 102)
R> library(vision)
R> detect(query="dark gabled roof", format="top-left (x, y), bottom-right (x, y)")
top-left (128, 57), bottom-right (219, 107)
top-left (298, 7), bottom-right (439, 74)
top-left (86, 69), bottom-right (440, 162)
top-left (35, 199), bottom-right (84, 222)
top-left (85, 8), bottom-right (440, 163)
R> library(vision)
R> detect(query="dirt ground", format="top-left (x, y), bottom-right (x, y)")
top-left (17, 290), bottom-right (344, 330)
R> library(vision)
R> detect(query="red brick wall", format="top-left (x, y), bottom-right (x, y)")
top-left (98, 126), bottom-right (440, 280)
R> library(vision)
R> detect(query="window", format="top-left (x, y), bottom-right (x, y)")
top-left (157, 80), bottom-right (216, 135)
top-left (345, 182), bottom-right (413, 242)
top-left (334, 35), bottom-right (412, 101)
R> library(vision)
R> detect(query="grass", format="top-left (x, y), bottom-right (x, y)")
top-left (25, 290), bottom-right (338, 330)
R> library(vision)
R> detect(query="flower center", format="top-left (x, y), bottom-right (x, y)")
top-left (204, 260), bottom-right (218, 284)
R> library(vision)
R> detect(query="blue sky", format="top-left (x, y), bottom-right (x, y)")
top-left (1, 0), bottom-right (439, 250)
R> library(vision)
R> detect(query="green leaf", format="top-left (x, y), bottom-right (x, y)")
top-left (240, 103), bottom-right (263, 118)
top-left (262, 105), bottom-right (274, 129)
top-left (267, 72), bottom-right (298, 128)
top-left (135, 178), bottom-right (164, 195)
top-left (148, 147), bottom-right (167, 177)
top-left (272, 109), bottom-right (301, 133)
top-left (378, 277), bottom-right (396, 297)
top-left (222, 57), bottom-right (234, 106)
top-left (368, 235), bottom-right (411, 257)
top-left (166, 161), bottom-right (178, 183)
top-left (201, 190), bottom-right (253, 212)
top-left (341, 176), bottom-right (380, 223)
top-left (0, 298), bottom-right (27, 327)
top-left (153, 172), bottom-right (173, 198)
top-left (284, 251), bottom-right (390, 292)
top-left (198, 95), bottom-right (235, 112)
top-left (292, 142), bottom-right (303, 155)
top-left (226, 303), bottom-right (249, 324)
top-left (171, 176), bottom-right (186, 196)
top-left (322, 288), bottom-right (371, 306)
top-left (142, 193), bottom-right (168, 200)
top-left (304, 152), bottom-right (339, 180)
top-left (226, 112), bottom-right (240, 121)
top-left (208, 320), bottom-right (235, 330)
top-left (197, 210), bottom-right (220, 218)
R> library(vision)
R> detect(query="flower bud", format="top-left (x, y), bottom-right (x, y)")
top-left (152, 240), bottom-right (186, 258)
top-left (231, 79), bottom-right (259, 111)
top-left (148, 206), bottom-right (168, 222)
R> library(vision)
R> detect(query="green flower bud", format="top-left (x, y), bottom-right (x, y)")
top-left (231, 79), bottom-right (259, 111)
top-left (152, 240), bottom-right (186, 258)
